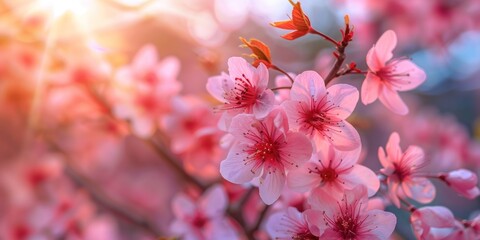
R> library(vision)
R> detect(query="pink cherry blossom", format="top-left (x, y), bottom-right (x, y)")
top-left (206, 57), bottom-right (274, 129)
top-left (220, 108), bottom-right (313, 204)
top-left (441, 169), bottom-right (480, 199)
top-left (170, 185), bottom-right (238, 240)
top-left (281, 71), bottom-right (360, 151)
top-left (306, 186), bottom-right (396, 240)
top-left (266, 207), bottom-right (318, 240)
top-left (379, 132), bottom-right (435, 207)
top-left (111, 44), bottom-right (181, 137)
top-left (410, 206), bottom-right (457, 240)
top-left (361, 30), bottom-right (426, 115)
top-left (287, 143), bottom-right (379, 197)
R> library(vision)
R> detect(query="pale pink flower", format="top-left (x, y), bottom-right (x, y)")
top-left (220, 108), bottom-right (313, 204)
top-left (163, 96), bottom-right (218, 153)
top-left (379, 132), bottom-right (435, 207)
top-left (206, 57), bottom-right (274, 130)
top-left (273, 73), bottom-right (294, 104)
top-left (281, 71), bottom-right (360, 151)
top-left (111, 44), bottom-right (181, 137)
top-left (266, 207), bottom-right (318, 240)
top-left (361, 30), bottom-right (426, 115)
top-left (306, 186), bottom-right (396, 240)
top-left (287, 143), bottom-right (379, 197)
top-left (410, 206), bottom-right (457, 240)
top-left (441, 169), bottom-right (480, 199)
top-left (171, 185), bottom-right (238, 240)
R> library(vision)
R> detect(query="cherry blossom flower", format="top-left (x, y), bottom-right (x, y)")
top-left (220, 108), bottom-right (313, 204)
top-left (266, 207), bottom-right (318, 240)
top-left (287, 143), bottom-right (379, 197)
top-left (361, 30), bottom-right (426, 115)
top-left (171, 185), bottom-right (238, 240)
top-left (111, 44), bottom-right (181, 137)
top-left (306, 186), bottom-right (396, 240)
top-left (281, 70), bottom-right (360, 151)
top-left (206, 57), bottom-right (274, 130)
top-left (379, 132), bottom-right (435, 207)
top-left (410, 206), bottom-right (457, 240)
top-left (441, 169), bottom-right (480, 199)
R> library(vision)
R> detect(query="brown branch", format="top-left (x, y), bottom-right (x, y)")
top-left (45, 136), bottom-right (163, 238)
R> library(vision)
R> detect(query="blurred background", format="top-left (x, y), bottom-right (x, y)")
top-left (0, 0), bottom-right (479, 239)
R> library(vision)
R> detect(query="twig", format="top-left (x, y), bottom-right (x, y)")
top-left (45, 136), bottom-right (163, 238)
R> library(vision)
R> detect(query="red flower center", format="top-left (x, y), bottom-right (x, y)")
top-left (222, 74), bottom-right (258, 111)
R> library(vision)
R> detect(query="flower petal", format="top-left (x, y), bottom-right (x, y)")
top-left (290, 71), bottom-right (326, 102)
top-left (220, 144), bottom-right (261, 184)
top-left (228, 57), bottom-right (254, 83)
top-left (390, 59), bottom-right (426, 91)
top-left (287, 162), bottom-right (321, 192)
top-left (378, 86), bottom-right (409, 115)
top-left (402, 177), bottom-right (436, 204)
top-left (361, 72), bottom-right (382, 105)
top-left (327, 84), bottom-right (359, 119)
top-left (253, 89), bottom-right (275, 119)
top-left (255, 62), bottom-right (269, 91)
top-left (132, 44), bottom-right (158, 75)
top-left (280, 132), bottom-right (313, 170)
top-left (259, 165), bottom-right (286, 205)
top-left (200, 185), bottom-right (227, 218)
top-left (172, 193), bottom-right (196, 219)
top-left (361, 210), bottom-right (397, 239)
top-left (206, 72), bottom-right (231, 102)
top-left (374, 30), bottom-right (397, 63)
top-left (324, 120), bottom-right (361, 151)
top-left (343, 164), bottom-right (380, 197)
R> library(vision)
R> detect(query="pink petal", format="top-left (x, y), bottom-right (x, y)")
top-left (366, 47), bottom-right (382, 72)
top-left (402, 145), bottom-right (425, 169)
top-left (290, 71), bottom-right (326, 103)
top-left (280, 132), bottom-right (313, 170)
top-left (209, 219), bottom-right (238, 240)
top-left (378, 147), bottom-right (393, 170)
top-left (361, 72), bottom-right (382, 105)
top-left (220, 144), bottom-right (261, 184)
top-left (200, 185), bottom-right (227, 218)
top-left (360, 210), bottom-right (396, 239)
top-left (326, 84), bottom-right (359, 119)
top-left (281, 100), bottom-right (302, 131)
top-left (228, 114), bottom-right (256, 141)
top-left (253, 89), bottom-right (275, 119)
top-left (131, 115), bottom-right (154, 138)
top-left (304, 209), bottom-right (323, 236)
top-left (378, 87), bottom-right (409, 115)
top-left (259, 165), bottom-right (286, 205)
top-left (287, 162), bottom-right (321, 192)
top-left (172, 193), bottom-right (196, 219)
top-left (390, 60), bottom-right (426, 91)
top-left (324, 120), bottom-right (361, 151)
top-left (157, 56), bottom-right (180, 80)
top-left (374, 30), bottom-right (397, 64)
top-left (228, 57), bottom-right (254, 84)
top-left (402, 177), bottom-right (436, 204)
top-left (132, 44), bottom-right (158, 75)
top-left (386, 132), bottom-right (402, 161)
top-left (266, 207), bottom-right (305, 239)
top-left (206, 73), bottom-right (230, 102)
top-left (342, 164), bottom-right (380, 197)
top-left (320, 229), bottom-right (341, 239)
top-left (411, 206), bottom-right (455, 228)
top-left (255, 62), bottom-right (269, 91)
top-left (387, 178), bottom-right (401, 208)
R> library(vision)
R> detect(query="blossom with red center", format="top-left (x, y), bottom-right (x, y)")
top-left (361, 30), bottom-right (426, 115)
top-left (379, 132), bottom-right (435, 207)
top-left (170, 185), bottom-right (238, 240)
top-left (281, 70), bottom-right (360, 151)
top-left (111, 44), bottom-right (181, 137)
top-left (220, 108), bottom-right (312, 204)
top-left (287, 143), bottom-right (379, 197)
top-left (266, 207), bottom-right (318, 240)
top-left (306, 186), bottom-right (396, 240)
top-left (206, 57), bottom-right (275, 130)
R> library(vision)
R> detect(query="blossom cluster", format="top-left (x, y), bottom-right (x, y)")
top-left (0, 0), bottom-right (479, 240)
